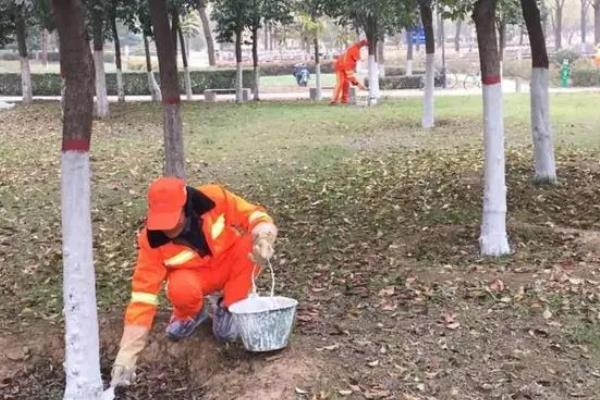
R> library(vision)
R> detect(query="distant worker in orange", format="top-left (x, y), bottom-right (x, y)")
top-left (331, 39), bottom-right (368, 104)
top-left (594, 45), bottom-right (600, 67)
top-left (110, 177), bottom-right (277, 387)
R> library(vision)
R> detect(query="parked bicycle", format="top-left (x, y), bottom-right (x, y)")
top-left (419, 67), bottom-right (457, 89)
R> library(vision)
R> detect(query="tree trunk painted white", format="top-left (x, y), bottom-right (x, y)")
top-left (367, 54), bottom-right (379, 106)
top-left (479, 82), bottom-right (510, 256)
top-left (530, 67), bottom-right (557, 182)
top-left (184, 66), bottom-right (193, 101)
top-left (93, 50), bottom-right (109, 118)
top-left (315, 63), bottom-right (322, 101)
top-left (20, 56), bottom-right (32, 104)
top-left (148, 71), bottom-right (162, 102)
top-left (422, 53), bottom-right (435, 128)
top-left (116, 68), bottom-right (125, 102)
top-left (235, 62), bottom-right (243, 103)
top-left (253, 66), bottom-right (260, 101)
top-left (61, 151), bottom-right (103, 400)
top-left (406, 59), bottom-right (413, 76)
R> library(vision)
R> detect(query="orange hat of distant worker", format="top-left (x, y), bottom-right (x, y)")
top-left (146, 177), bottom-right (187, 231)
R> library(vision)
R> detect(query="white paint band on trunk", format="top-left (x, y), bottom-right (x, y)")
top-left (61, 151), bottom-right (104, 400)
top-left (20, 56), bottom-right (32, 103)
top-left (184, 66), bottom-right (193, 101)
top-left (93, 50), bottom-right (109, 117)
top-left (148, 71), bottom-right (162, 102)
top-left (236, 62), bottom-right (243, 103)
top-left (422, 53), bottom-right (435, 128)
top-left (479, 82), bottom-right (510, 256)
top-left (368, 54), bottom-right (379, 106)
top-left (315, 63), bottom-right (322, 101)
top-left (406, 59), bottom-right (413, 76)
top-left (530, 67), bottom-right (557, 182)
top-left (116, 68), bottom-right (125, 102)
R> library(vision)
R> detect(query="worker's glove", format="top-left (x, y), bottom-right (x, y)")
top-left (251, 222), bottom-right (277, 266)
top-left (110, 325), bottom-right (149, 387)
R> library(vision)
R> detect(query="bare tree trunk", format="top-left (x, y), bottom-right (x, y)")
top-left (581, 0), bottom-right (589, 45)
top-left (150, 0), bottom-right (185, 178)
top-left (15, 9), bottom-right (32, 104)
top-left (521, 0), bottom-right (557, 183)
top-left (235, 29), bottom-right (243, 103)
top-left (144, 35), bottom-right (162, 101)
top-left (555, 0), bottom-right (564, 49)
top-left (51, 0), bottom-right (102, 398)
top-left (92, 14), bottom-right (109, 118)
top-left (455, 19), bottom-right (462, 53)
top-left (110, 9), bottom-right (125, 102)
top-left (263, 22), bottom-right (269, 51)
top-left (178, 26), bottom-right (193, 100)
top-left (41, 28), bottom-right (49, 69)
top-left (473, 0), bottom-right (510, 257)
top-left (420, 0), bottom-right (435, 128)
top-left (314, 36), bottom-right (322, 100)
top-left (197, 0), bottom-right (216, 66)
top-left (251, 25), bottom-right (260, 101)
top-left (436, 12), bottom-right (443, 48)
top-left (406, 30), bottom-right (414, 75)
top-left (595, 0), bottom-right (600, 44)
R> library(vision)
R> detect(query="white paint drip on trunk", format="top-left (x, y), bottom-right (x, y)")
top-left (93, 50), bottom-right (109, 118)
top-left (61, 151), bottom-right (103, 400)
top-left (20, 56), bottom-right (32, 103)
top-left (479, 82), bottom-right (510, 256)
top-left (315, 63), bottom-right (322, 101)
top-left (422, 53), bottom-right (435, 128)
top-left (147, 71), bottom-right (162, 102)
top-left (368, 55), bottom-right (379, 106)
top-left (406, 59), bottom-right (413, 76)
top-left (184, 66), bottom-right (193, 101)
top-left (236, 62), bottom-right (243, 103)
top-left (116, 68), bottom-right (125, 102)
top-left (530, 68), bottom-right (556, 182)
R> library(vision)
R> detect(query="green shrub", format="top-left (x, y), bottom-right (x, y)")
top-left (570, 59), bottom-right (600, 87)
top-left (364, 74), bottom-right (443, 90)
top-left (552, 48), bottom-right (580, 66)
top-left (0, 69), bottom-right (256, 96)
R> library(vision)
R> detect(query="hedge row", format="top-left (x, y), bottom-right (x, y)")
top-left (364, 74), bottom-right (443, 90)
top-left (0, 69), bottom-right (256, 96)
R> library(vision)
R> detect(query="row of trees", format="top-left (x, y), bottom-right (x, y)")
top-left (23, 0), bottom-right (560, 397)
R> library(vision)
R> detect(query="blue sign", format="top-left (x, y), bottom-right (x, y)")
top-left (409, 27), bottom-right (426, 45)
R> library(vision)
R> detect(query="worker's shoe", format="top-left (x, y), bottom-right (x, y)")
top-left (166, 306), bottom-right (210, 342)
top-left (212, 304), bottom-right (240, 343)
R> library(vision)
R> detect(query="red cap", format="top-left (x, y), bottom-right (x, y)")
top-left (359, 39), bottom-right (369, 47)
top-left (146, 177), bottom-right (187, 231)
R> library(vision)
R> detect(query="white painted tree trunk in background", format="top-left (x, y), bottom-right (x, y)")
top-left (148, 72), bottom-right (162, 101)
top-left (406, 59), bottom-right (413, 76)
top-left (61, 151), bottom-right (103, 400)
top-left (20, 56), bottom-right (32, 103)
top-left (422, 53), bottom-right (435, 128)
top-left (368, 55), bottom-right (379, 106)
top-left (479, 82), bottom-right (510, 256)
top-left (530, 67), bottom-right (557, 182)
top-left (253, 66), bottom-right (260, 101)
top-left (379, 63), bottom-right (386, 77)
top-left (235, 62), bottom-right (243, 103)
top-left (184, 66), bottom-right (193, 101)
top-left (93, 51), bottom-right (109, 117)
top-left (116, 68), bottom-right (125, 102)
top-left (315, 63), bottom-right (322, 100)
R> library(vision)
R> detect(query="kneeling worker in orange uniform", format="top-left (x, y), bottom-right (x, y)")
top-left (111, 177), bottom-right (277, 386)
top-left (331, 39), bottom-right (368, 104)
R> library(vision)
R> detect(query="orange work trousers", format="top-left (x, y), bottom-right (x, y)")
top-left (166, 235), bottom-right (257, 319)
top-left (332, 69), bottom-right (350, 104)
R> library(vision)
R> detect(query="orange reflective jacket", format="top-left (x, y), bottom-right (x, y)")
top-left (339, 41), bottom-right (364, 84)
top-left (124, 184), bottom-right (272, 328)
